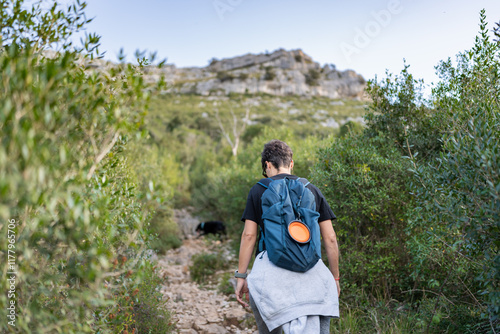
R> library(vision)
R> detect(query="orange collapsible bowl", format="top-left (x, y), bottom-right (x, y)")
top-left (288, 221), bottom-right (311, 243)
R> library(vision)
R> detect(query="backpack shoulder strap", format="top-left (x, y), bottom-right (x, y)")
top-left (256, 178), bottom-right (274, 253)
top-left (257, 178), bottom-right (273, 189)
top-left (296, 177), bottom-right (310, 187)
top-left (289, 178), bottom-right (312, 213)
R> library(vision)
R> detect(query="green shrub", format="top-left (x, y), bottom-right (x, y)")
top-left (362, 10), bottom-right (500, 328)
top-left (0, 1), bottom-right (169, 332)
top-left (217, 70), bottom-right (235, 82)
top-left (131, 262), bottom-right (176, 334)
top-left (124, 141), bottom-right (184, 251)
top-left (190, 252), bottom-right (230, 284)
top-left (364, 64), bottom-right (442, 161)
top-left (218, 272), bottom-right (235, 296)
top-left (238, 72), bottom-right (249, 80)
top-left (208, 57), bottom-right (218, 66)
top-left (339, 120), bottom-right (364, 137)
top-left (330, 295), bottom-right (424, 334)
top-left (305, 68), bottom-right (321, 86)
top-left (330, 307), bottom-right (365, 333)
top-left (312, 134), bottom-right (414, 299)
top-left (242, 124), bottom-right (265, 143)
top-left (408, 10), bottom-right (500, 324)
top-left (264, 66), bottom-right (276, 81)
top-left (93, 259), bottom-right (175, 333)
top-left (148, 207), bottom-right (182, 254)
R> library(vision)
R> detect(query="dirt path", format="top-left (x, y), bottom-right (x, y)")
top-left (156, 237), bottom-right (257, 334)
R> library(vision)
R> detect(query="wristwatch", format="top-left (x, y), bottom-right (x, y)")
top-left (234, 270), bottom-right (248, 279)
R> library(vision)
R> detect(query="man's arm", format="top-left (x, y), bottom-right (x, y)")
top-left (319, 219), bottom-right (341, 296)
top-left (235, 219), bottom-right (258, 307)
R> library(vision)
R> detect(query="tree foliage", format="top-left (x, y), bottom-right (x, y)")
top-left (360, 9), bottom-right (499, 332)
top-left (0, 1), bottom-right (173, 332)
top-left (364, 64), bottom-right (442, 160)
top-left (312, 135), bottom-right (413, 299)
top-left (191, 126), bottom-right (323, 236)
top-left (408, 9), bottom-right (500, 327)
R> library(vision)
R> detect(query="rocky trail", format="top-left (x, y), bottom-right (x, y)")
top-left (154, 209), bottom-right (257, 334)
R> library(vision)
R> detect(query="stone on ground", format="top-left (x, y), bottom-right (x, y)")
top-left (157, 237), bottom-right (256, 333)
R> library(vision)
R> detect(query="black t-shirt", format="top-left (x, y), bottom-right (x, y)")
top-left (241, 173), bottom-right (336, 228)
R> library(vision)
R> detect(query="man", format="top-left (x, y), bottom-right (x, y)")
top-left (235, 139), bottom-right (340, 334)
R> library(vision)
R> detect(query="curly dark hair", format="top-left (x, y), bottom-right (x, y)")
top-left (261, 140), bottom-right (293, 176)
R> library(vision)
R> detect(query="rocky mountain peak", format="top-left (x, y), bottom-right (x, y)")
top-left (206, 48), bottom-right (315, 72)
top-left (165, 48), bottom-right (366, 99)
top-left (87, 48), bottom-right (366, 99)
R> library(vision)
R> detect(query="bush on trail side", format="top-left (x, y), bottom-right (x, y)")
top-left (312, 134), bottom-right (414, 299)
top-left (351, 10), bottom-right (500, 332)
top-left (131, 262), bottom-right (176, 334)
top-left (190, 252), bottom-right (230, 284)
top-left (0, 1), bottom-right (174, 332)
top-left (407, 10), bottom-right (500, 329)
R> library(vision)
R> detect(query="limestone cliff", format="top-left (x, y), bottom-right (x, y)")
top-left (144, 49), bottom-right (366, 99)
top-left (88, 48), bottom-right (366, 99)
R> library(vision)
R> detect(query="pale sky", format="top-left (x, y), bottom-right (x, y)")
top-left (77, 0), bottom-right (500, 87)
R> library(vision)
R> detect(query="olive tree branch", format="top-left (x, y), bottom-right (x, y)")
top-left (86, 131), bottom-right (120, 180)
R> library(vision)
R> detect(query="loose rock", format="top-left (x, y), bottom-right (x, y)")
top-left (158, 237), bottom-right (256, 333)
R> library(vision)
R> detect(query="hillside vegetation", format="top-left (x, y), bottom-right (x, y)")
top-left (138, 12), bottom-right (499, 333)
top-left (0, 1), bottom-right (174, 332)
top-left (1, 1), bottom-right (499, 333)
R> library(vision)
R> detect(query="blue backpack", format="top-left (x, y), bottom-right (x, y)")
top-left (257, 177), bottom-right (321, 272)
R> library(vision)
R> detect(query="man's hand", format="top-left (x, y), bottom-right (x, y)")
top-left (336, 280), bottom-right (341, 297)
top-left (235, 278), bottom-right (250, 308)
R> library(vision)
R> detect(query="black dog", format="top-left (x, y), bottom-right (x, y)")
top-left (195, 221), bottom-right (226, 237)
